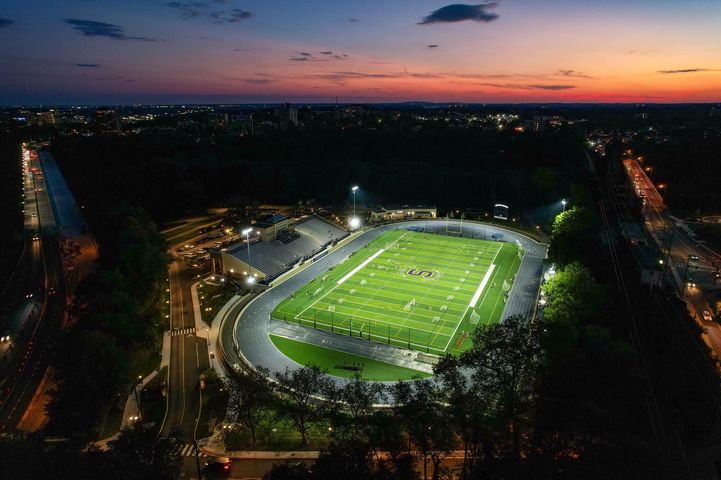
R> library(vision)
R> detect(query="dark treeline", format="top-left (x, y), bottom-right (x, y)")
top-left (46, 205), bottom-right (169, 440)
top-left (51, 125), bottom-right (587, 224)
top-left (0, 134), bottom-right (24, 284)
top-left (0, 423), bottom-right (182, 480)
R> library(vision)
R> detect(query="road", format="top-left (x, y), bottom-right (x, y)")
top-left (0, 146), bottom-right (66, 432)
top-left (623, 158), bottom-right (721, 362)
top-left (159, 242), bottom-right (210, 440)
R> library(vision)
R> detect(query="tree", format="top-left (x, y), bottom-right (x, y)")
top-left (274, 366), bottom-right (335, 447)
top-left (338, 372), bottom-right (386, 433)
top-left (547, 206), bottom-right (599, 267)
top-left (543, 262), bottom-right (605, 328)
top-left (461, 315), bottom-right (543, 458)
top-left (433, 355), bottom-right (501, 479)
top-left (263, 461), bottom-right (313, 480)
top-left (106, 422), bottom-right (182, 480)
top-left (392, 379), bottom-right (454, 480)
top-left (46, 330), bottom-right (128, 440)
top-left (225, 366), bottom-right (274, 447)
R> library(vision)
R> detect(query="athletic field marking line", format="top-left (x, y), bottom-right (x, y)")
top-left (444, 242), bottom-right (502, 352)
top-left (484, 248), bottom-right (522, 326)
top-left (336, 232), bottom-right (407, 286)
top-left (469, 265), bottom-right (496, 308)
top-left (427, 233), bottom-right (479, 347)
top-left (293, 232), bottom-right (407, 320)
top-left (301, 304), bottom-right (455, 338)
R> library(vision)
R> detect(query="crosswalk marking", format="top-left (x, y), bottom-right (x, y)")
top-left (171, 327), bottom-right (196, 336)
top-left (179, 444), bottom-right (206, 457)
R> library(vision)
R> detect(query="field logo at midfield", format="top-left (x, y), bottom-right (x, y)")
top-left (407, 268), bottom-right (434, 279)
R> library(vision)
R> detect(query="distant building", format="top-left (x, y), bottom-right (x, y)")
top-left (94, 107), bottom-right (121, 134)
top-left (370, 205), bottom-right (437, 222)
top-left (38, 110), bottom-right (57, 126)
top-left (288, 108), bottom-right (298, 126)
top-left (523, 117), bottom-right (545, 133)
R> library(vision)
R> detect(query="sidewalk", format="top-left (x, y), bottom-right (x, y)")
top-left (94, 369), bottom-right (160, 449)
top-left (199, 434), bottom-right (320, 460)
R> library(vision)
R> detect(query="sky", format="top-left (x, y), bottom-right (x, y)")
top-left (1, 0), bottom-right (720, 104)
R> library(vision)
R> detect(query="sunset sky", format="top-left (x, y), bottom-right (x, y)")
top-left (1, 0), bottom-right (720, 104)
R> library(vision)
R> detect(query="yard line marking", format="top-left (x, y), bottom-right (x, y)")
top-left (336, 232), bottom-right (407, 286)
top-left (337, 248), bottom-right (385, 285)
top-left (469, 265), bottom-right (496, 308)
top-left (295, 232), bottom-right (406, 320)
top-left (444, 243), bottom-right (501, 352)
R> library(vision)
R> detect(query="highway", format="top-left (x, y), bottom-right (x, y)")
top-left (623, 158), bottom-right (721, 362)
top-left (0, 146), bottom-right (66, 432)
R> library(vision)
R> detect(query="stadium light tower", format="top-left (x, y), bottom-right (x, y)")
top-left (561, 199), bottom-right (567, 212)
top-left (242, 227), bottom-right (254, 292)
top-left (351, 185), bottom-right (359, 217)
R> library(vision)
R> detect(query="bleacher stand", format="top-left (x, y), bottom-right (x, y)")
top-left (222, 215), bottom-right (349, 283)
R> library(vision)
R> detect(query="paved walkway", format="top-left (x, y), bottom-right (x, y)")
top-left (270, 323), bottom-right (435, 375)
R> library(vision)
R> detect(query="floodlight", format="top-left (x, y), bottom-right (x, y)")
top-left (242, 228), bottom-right (252, 236)
top-left (349, 217), bottom-right (361, 229)
top-left (352, 185), bottom-right (359, 192)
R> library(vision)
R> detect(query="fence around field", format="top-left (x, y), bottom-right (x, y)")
top-left (275, 309), bottom-right (455, 355)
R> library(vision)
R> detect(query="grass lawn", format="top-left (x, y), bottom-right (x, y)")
top-left (270, 334), bottom-right (431, 381)
top-left (273, 229), bottom-right (521, 356)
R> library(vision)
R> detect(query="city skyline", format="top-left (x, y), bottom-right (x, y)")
top-left (1, 0), bottom-right (721, 104)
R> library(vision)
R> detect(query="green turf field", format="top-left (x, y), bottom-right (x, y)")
top-left (270, 335), bottom-right (431, 381)
top-left (272, 230), bottom-right (521, 356)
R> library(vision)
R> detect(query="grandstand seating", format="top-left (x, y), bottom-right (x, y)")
top-left (226, 215), bottom-right (348, 281)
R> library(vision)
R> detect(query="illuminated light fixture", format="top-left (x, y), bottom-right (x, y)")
top-left (349, 217), bottom-right (361, 230)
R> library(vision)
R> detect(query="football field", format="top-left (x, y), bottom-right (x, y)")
top-left (272, 229), bottom-right (521, 355)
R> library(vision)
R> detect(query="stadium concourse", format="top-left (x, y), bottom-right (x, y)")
top-left (227, 220), bottom-right (548, 388)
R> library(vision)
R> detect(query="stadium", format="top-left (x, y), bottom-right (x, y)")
top-left (220, 217), bottom-right (548, 384)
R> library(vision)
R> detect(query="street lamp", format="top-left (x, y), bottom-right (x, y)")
top-left (351, 185), bottom-right (359, 217)
top-left (242, 228), bottom-right (253, 292)
top-left (561, 199), bottom-right (567, 212)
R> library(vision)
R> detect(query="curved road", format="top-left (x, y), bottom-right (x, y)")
top-left (227, 220), bottom-right (547, 387)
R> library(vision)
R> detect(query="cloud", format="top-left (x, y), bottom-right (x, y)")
top-left (289, 51), bottom-right (349, 62)
top-left (348, 18), bottom-right (359, 23)
top-left (658, 68), bottom-right (709, 74)
top-left (243, 78), bottom-right (273, 85)
top-left (166, 2), bottom-right (207, 18)
top-left (234, 48), bottom-right (248, 52)
top-left (64, 18), bottom-right (157, 41)
top-left (76, 63), bottom-right (101, 68)
top-left (427, 44), bottom-right (439, 49)
top-left (208, 9), bottom-right (253, 23)
top-left (526, 84), bottom-right (576, 90)
top-left (481, 82), bottom-right (576, 90)
top-left (0, 18), bottom-right (15, 27)
top-left (419, 3), bottom-right (499, 25)
top-left (166, 2), bottom-right (253, 23)
top-left (557, 69), bottom-right (594, 79)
